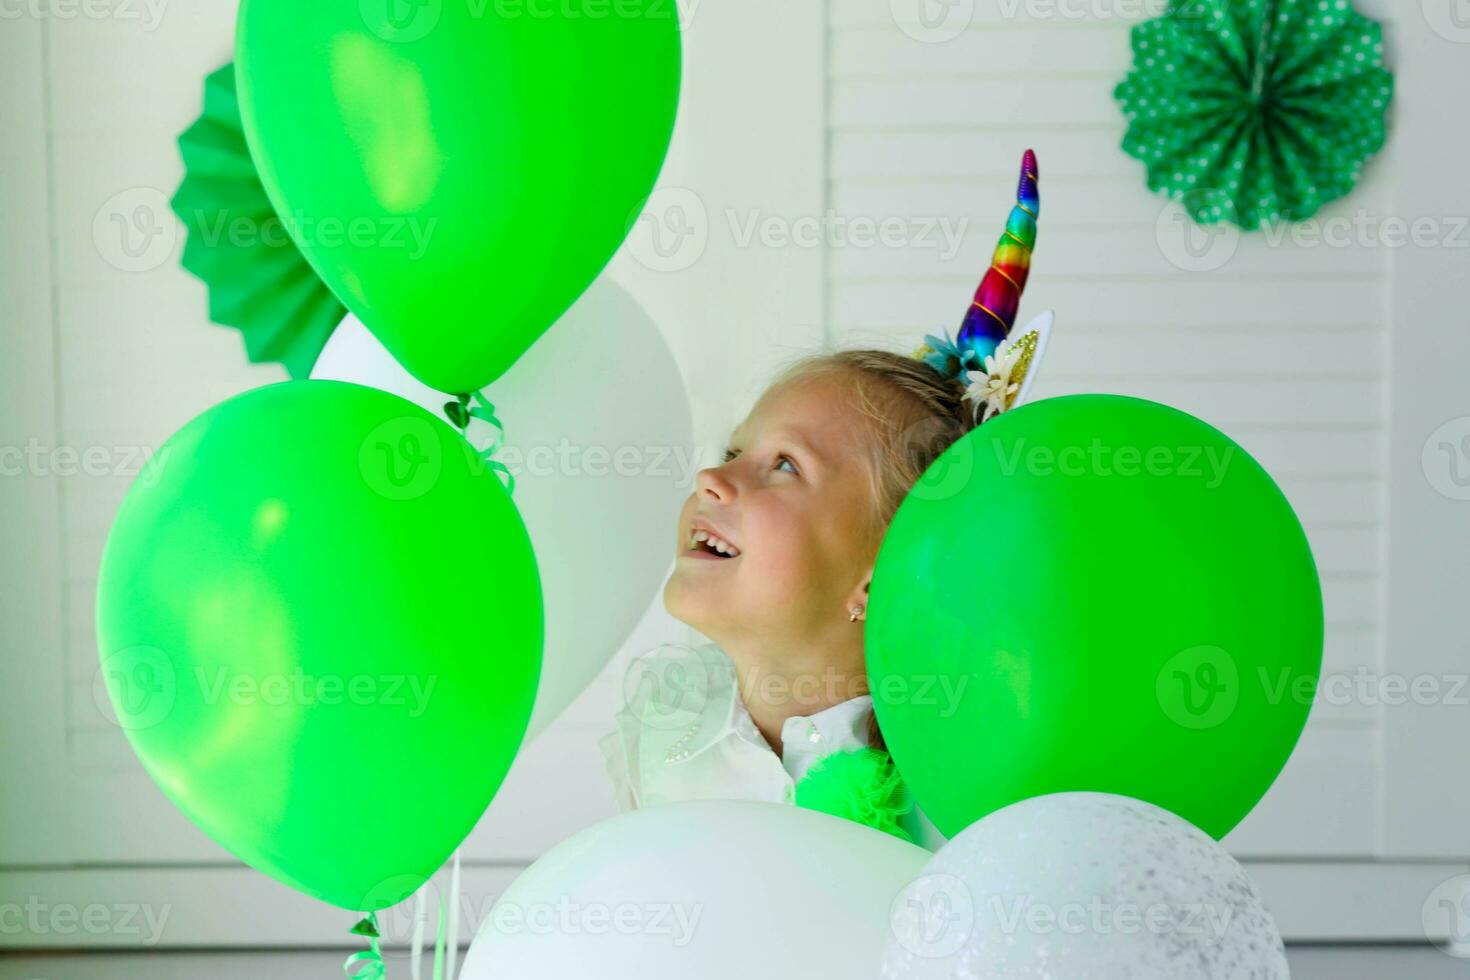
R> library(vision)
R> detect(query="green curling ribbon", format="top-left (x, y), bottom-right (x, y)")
top-left (342, 913), bottom-right (385, 980)
top-left (446, 392), bottom-right (517, 497)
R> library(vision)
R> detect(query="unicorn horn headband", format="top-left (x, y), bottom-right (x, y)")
top-left (913, 149), bottom-right (1054, 424)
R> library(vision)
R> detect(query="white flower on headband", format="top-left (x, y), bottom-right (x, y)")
top-left (963, 343), bottom-right (1022, 425)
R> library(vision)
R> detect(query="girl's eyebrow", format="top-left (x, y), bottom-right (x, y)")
top-left (729, 426), bottom-right (826, 467)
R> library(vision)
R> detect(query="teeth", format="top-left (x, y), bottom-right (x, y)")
top-left (690, 529), bottom-right (740, 557)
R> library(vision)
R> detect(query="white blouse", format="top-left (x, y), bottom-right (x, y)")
top-left (596, 642), bottom-right (948, 851)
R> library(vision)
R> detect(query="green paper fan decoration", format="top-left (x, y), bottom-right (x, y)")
top-left (171, 63), bottom-right (344, 378)
top-left (1114, 0), bottom-right (1393, 229)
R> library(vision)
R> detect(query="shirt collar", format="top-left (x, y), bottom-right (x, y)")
top-left (656, 644), bottom-right (875, 777)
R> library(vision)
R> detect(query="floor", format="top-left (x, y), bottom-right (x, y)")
top-left (1, 946), bottom-right (1467, 978)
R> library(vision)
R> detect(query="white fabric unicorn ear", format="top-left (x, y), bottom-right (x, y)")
top-left (999, 309), bottom-right (1053, 412)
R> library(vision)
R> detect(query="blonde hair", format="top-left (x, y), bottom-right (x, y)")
top-left (767, 348), bottom-right (982, 753)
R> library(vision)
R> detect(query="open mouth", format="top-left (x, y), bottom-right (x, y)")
top-left (687, 529), bottom-right (741, 560)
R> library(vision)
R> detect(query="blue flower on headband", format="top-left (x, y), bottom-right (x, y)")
top-left (916, 329), bottom-right (986, 383)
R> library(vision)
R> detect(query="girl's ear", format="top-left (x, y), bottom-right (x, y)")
top-left (847, 568), bottom-right (873, 614)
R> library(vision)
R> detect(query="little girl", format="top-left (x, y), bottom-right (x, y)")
top-left (598, 150), bottom-right (1049, 851)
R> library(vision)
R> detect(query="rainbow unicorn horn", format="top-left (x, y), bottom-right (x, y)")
top-left (957, 149), bottom-right (1039, 358)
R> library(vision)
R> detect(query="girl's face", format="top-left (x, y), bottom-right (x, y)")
top-left (664, 375), bottom-right (882, 653)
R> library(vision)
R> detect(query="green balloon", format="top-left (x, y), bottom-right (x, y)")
top-left (867, 395), bottom-right (1322, 840)
top-left (234, 0), bottom-right (682, 395)
top-left (96, 381), bottom-right (542, 910)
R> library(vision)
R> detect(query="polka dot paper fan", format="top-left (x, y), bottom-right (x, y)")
top-left (1114, 0), bottom-right (1393, 229)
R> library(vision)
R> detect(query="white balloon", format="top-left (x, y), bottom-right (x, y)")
top-left (460, 800), bottom-right (931, 980)
top-left (882, 792), bottom-right (1289, 980)
top-left (310, 278), bottom-right (692, 740)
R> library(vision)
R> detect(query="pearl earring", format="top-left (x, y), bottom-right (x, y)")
top-left (849, 605), bottom-right (864, 622)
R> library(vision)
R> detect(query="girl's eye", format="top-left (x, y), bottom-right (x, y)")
top-left (720, 448), bottom-right (798, 476)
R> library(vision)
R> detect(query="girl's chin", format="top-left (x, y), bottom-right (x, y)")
top-left (663, 576), bottom-right (727, 629)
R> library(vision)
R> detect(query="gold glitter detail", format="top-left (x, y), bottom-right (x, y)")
top-left (1005, 329), bottom-right (1040, 409)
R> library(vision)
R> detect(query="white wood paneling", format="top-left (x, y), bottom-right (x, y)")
top-left (826, 2), bottom-right (1403, 860)
top-left (2, 0), bottom-right (1464, 950)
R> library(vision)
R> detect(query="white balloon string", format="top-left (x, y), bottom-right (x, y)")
top-left (446, 849), bottom-right (463, 979)
top-left (409, 879), bottom-right (427, 980)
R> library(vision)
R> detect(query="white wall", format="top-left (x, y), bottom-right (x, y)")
top-left (2, 0), bottom-right (1467, 950)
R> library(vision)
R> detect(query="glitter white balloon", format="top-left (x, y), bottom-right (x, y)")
top-left (882, 792), bottom-right (1289, 979)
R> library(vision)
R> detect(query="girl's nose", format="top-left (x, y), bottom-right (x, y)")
top-left (696, 463), bottom-right (736, 500)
